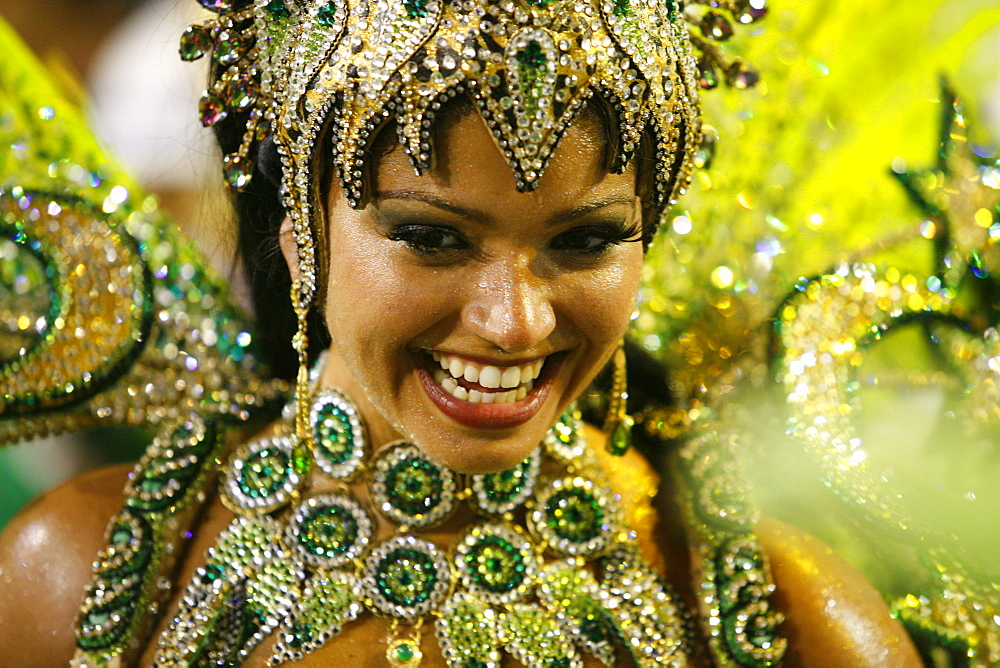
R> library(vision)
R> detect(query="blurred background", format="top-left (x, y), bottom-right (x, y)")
top-left (632, 0), bottom-right (1000, 608)
top-left (0, 0), bottom-right (234, 527)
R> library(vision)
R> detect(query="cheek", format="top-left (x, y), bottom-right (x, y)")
top-left (563, 249), bottom-right (644, 343)
top-left (322, 229), bottom-right (450, 357)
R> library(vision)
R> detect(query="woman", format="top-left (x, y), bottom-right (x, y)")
top-left (0, 0), bottom-right (921, 665)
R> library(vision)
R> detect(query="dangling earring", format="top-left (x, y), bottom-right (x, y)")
top-left (290, 281), bottom-right (316, 476)
top-left (603, 342), bottom-right (633, 457)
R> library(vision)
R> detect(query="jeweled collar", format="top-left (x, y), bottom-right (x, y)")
top-left (147, 388), bottom-right (691, 665)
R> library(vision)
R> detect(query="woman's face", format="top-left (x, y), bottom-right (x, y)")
top-left (313, 109), bottom-right (644, 474)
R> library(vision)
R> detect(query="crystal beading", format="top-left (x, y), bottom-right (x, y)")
top-left (145, 407), bottom-right (697, 664)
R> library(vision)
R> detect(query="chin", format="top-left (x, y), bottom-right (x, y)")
top-left (413, 426), bottom-right (549, 475)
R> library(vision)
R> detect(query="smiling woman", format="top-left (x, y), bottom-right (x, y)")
top-left (308, 110), bottom-right (644, 473)
top-left (0, 0), bottom-right (932, 665)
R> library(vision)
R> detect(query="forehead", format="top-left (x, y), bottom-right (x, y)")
top-left (369, 110), bottom-right (637, 214)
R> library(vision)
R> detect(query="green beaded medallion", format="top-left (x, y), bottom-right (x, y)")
top-left (310, 389), bottom-right (366, 480)
top-left (362, 535), bottom-right (452, 622)
top-left (286, 493), bottom-right (373, 568)
top-left (223, 435), bottom-right (300, 513)
top-left (470, 447), bottom-right (541, 516)
top-left (455, 522), bottom-right (538, 604)
top-left (529, 477), bottom-right (618, 557)
top-left (371, 441), bottom-right (457, 528)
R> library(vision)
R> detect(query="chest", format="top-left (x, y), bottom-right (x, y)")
top-left (135, 490), bottom-right (688, 667)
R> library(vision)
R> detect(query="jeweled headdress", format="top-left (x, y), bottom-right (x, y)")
top-left (184, 0), bottom-right (711, 310)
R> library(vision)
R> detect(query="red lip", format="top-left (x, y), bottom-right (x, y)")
top-left (417, 353), bottom-right (563, 430)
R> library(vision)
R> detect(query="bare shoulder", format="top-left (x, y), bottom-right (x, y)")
top-left (0, 463), bottom-right (131, 665)
top-left (755, 516), bottom-right (922, 667)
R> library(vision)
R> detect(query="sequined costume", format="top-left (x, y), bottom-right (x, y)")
top-left (1, 0), bottom-right (1000, 665)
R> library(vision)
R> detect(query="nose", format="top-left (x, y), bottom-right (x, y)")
top-left (461, 255), bottom-right (556, 353)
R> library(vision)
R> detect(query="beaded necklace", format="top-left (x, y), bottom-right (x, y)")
top-left (151, 388), bottom-right (691, 666)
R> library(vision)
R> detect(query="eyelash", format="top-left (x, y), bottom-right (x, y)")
top-left (387, 225), bottom-right (467, 255)
top-left (551, 222), bottom-right (643, 254)
top-left (386, 221), bottom-right (643, 257)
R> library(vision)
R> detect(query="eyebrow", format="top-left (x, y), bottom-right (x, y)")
top-left (375, 190), bottom-right (636, 226)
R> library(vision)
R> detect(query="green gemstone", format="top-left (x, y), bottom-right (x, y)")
top-left (387, 460), bottom-right (441, 515)
top-left (292, 444), bottom-right (313, 475)
top-left (264, 0), bottom-right (291, 18)
top-left (317, 1), bottom-right (338, 27)
top-left (179, 25), bottom-right (212, 61)
top-left (403, 0), bottom-right (429, 18)
top-left (140, 477), bottom-right (165, 493)
top-left (607, 414), bottom-right (633, 456)
top-left (482, 462), bottom-right (525, 501)
top-left (665, 0), bottom-right (680, 21)
top-left (612, 0), bottom-right (629, 16)
top-left (201, 563), bottom-right (226, 584)
top-left (465, 535), bottom-right (525, 593)
top-left (516, 40), bottom-right (546, 69)
top-left (396, 642), bottom-right (415, 662)
top-left (87, 611), bottom-right (110, 626)
top-left (290, 622), bottom-right (314, 647)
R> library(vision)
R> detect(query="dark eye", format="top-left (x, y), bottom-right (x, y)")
top-left (551, 223), bottom-right (642, 254)
top-left (388, 225), bottom-right (467, 255)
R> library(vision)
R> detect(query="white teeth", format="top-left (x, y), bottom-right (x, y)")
top-left (463, 365), bottom-right (479, 383)
top-left (478, 365), bottom-right (502, 389)
top-left (429, 352), bottom-right (547, 403)
top-left (500, 366), bottom-right (521, 389)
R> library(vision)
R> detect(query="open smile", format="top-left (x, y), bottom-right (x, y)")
top-left (429, 352), bottom-right (543, 404)
top-left (416, 350), bottom-right (564, 429)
